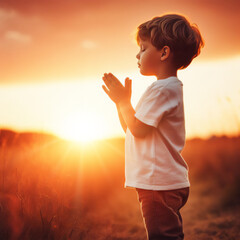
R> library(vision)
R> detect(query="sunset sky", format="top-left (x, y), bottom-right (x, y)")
top-left (0, 0), bottom-right (240, 141)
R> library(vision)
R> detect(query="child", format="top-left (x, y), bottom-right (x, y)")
top-left (102, 14), bottom-right (204, 240)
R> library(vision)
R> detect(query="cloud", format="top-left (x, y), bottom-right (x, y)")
top-left (4, 30), bottom-right (32, 44)
top-left (0, 0), bottom-right (239, 83)
top-left (80, 40), bottom-right (98, 50)
top-left (0, 8), bottom-right (17, 30)
top-left (0, 8), bottom-right (16, 21)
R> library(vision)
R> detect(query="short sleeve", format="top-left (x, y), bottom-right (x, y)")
top-left (135, 88), bottom-right (177, 128)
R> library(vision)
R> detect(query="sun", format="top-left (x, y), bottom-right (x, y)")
top-left (56, 112), bottom-right (106, 143)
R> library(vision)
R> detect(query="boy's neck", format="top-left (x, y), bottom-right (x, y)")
top-left (156, 68), bottom-right (178, 80)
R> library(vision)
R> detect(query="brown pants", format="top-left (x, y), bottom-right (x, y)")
top-left (136, 187), bottom-right (189, 240)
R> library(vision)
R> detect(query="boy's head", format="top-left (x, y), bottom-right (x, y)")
top-left (136, 14), bottom-right (204, 70)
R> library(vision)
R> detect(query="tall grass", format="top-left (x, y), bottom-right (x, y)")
top-left (0, 130), bottom-right (126, 239)
top-left (0, 129), bottom-right (239, 239)
top-left (182, 136), bottom-right (240, 208)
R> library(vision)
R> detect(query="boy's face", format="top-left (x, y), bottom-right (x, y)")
top-left (136, 39), bottom-right (163, 76)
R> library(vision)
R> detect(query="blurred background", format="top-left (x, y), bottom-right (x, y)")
top-left (0, 0), bottom-right (239, 141)
top-left (0, 0), bottom-right (240, 239)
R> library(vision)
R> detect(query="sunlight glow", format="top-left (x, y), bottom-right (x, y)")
top-left (57, 111), bottom-right (106, 143)
top-left (0, 57), bottom-right (240, 140)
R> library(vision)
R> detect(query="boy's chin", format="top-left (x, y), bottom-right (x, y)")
top-left (140, 70), bottom-right (155, 77)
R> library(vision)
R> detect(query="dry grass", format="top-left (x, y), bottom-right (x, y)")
top-left (0, 129), bottom-right (240, 239)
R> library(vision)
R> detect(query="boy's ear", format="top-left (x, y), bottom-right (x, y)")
top-left (160, 46), bottom-right (171, 61)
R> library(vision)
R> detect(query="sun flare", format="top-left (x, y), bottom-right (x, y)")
top-left (56, 112), bottom-right (106, 143)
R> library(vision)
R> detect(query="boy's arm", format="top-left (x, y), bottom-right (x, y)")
top-left (118, 99), bottom-right (154, 138)
top-left (116, 104), bottom-right (127, 133)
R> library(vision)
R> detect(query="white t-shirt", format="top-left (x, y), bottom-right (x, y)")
top-left (125, 76), bottom-right (190, 190)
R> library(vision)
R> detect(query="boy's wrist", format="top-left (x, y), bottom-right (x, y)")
top-left (118, 98), bottom-right (130, 108)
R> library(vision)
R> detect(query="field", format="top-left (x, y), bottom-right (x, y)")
top-left (0, 129), bottom-right (240, 240)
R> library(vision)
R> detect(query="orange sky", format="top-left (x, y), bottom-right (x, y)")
top-left (0, 0), bottom-right (240, 83)
top-left (0, 0), bottom-right (240, 141)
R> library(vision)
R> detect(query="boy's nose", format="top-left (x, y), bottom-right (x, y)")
top-left (136, 53), bottom-right (140, 59)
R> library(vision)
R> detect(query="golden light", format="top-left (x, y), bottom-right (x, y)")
top-left (56, 111), bottom-right (106, 143)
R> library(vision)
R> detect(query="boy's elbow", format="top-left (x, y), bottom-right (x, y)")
top-left (132, 131), bottom-right (147, 138)
top-left (131, 122), bottom-right (154, 138)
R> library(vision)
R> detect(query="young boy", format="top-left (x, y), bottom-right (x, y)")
top-left (102, 14), bottom-right (204, 240)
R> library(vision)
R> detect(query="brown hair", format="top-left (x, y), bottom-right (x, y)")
top-left (136, 14), bottom-right (204, 69)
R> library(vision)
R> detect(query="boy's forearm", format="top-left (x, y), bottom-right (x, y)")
top-left (116, 104), bottom-right (127, 133)
top-left (118, 99), bottom-right (149, 138)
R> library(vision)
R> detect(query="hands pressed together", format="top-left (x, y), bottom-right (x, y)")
top-left (102, 73), bottom-right (132, 105)
top-left (102, 72), bottom-right (153, 138)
